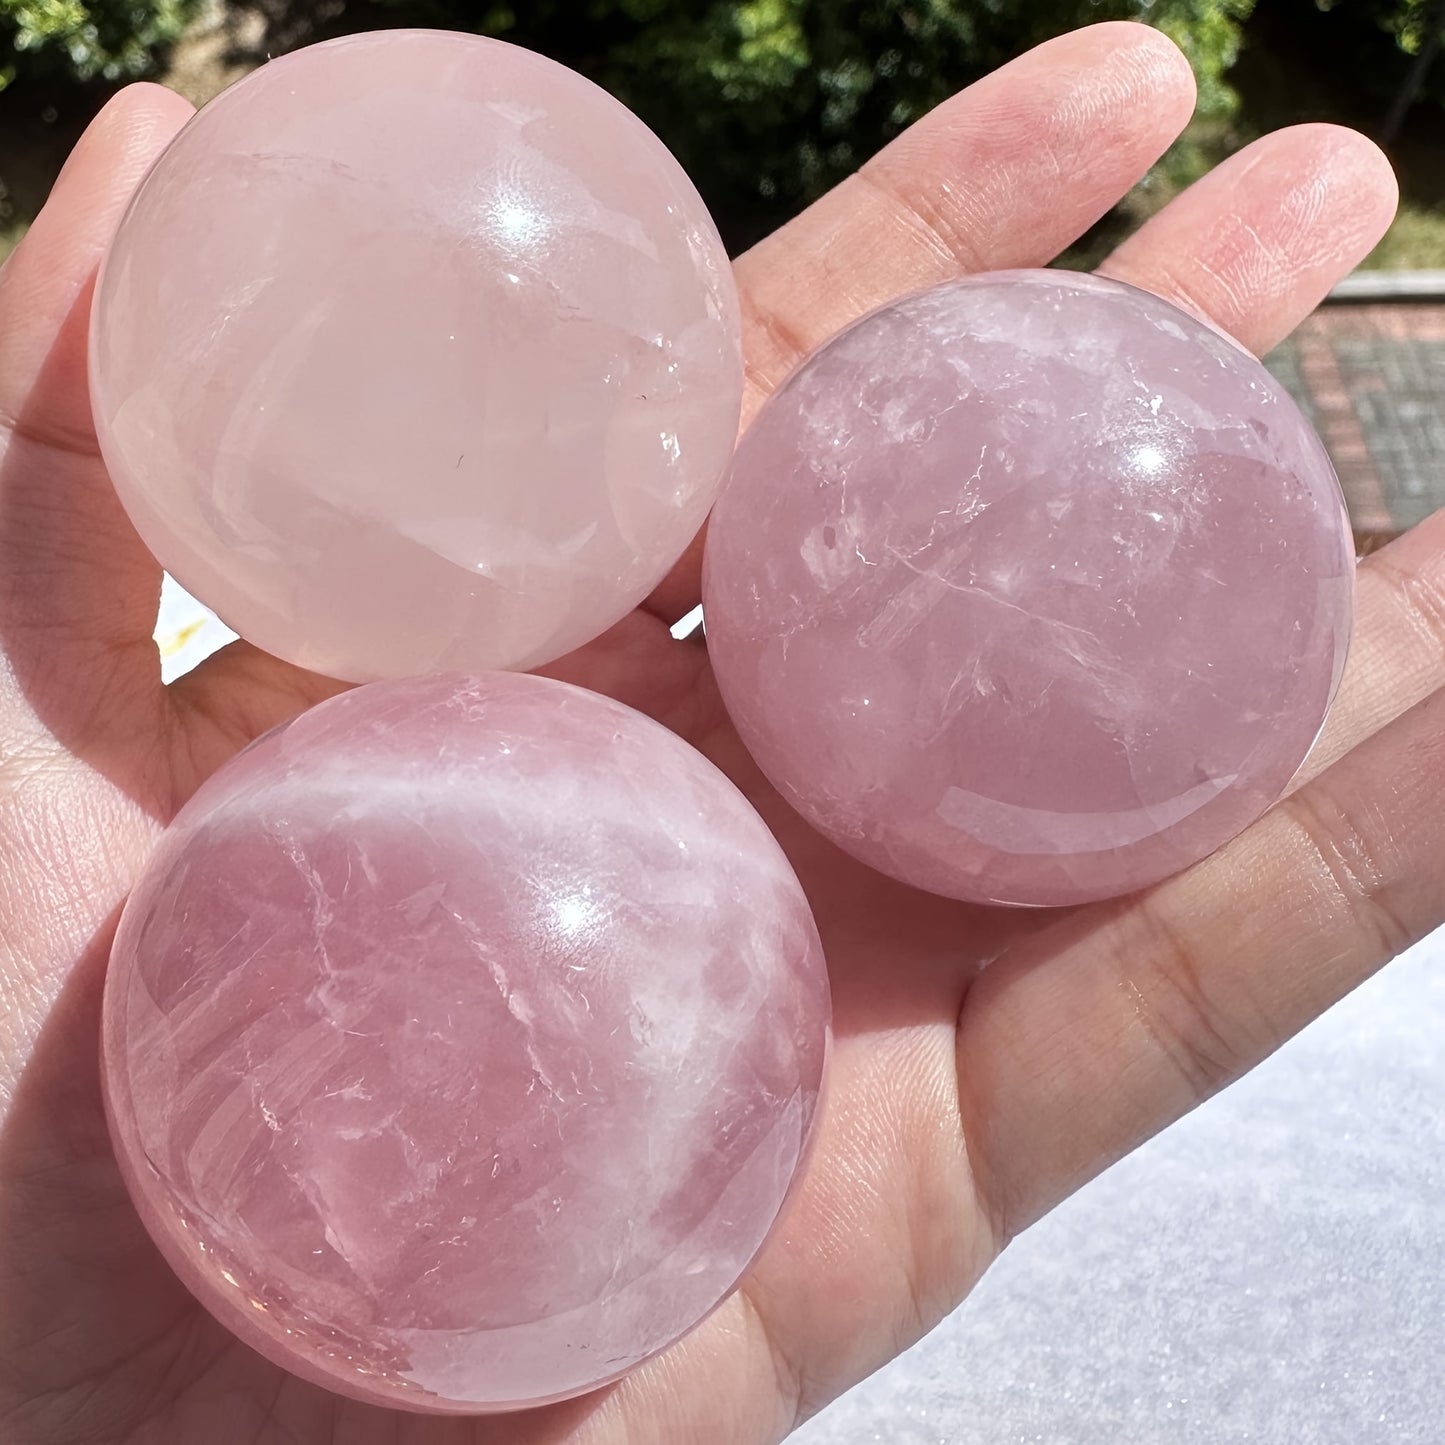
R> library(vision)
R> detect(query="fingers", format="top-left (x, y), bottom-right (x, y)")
top-left (645, 21), bottom-right (1197, 622)
top-left (600, 87), bottom-right (1412, 1445)
top-left (593, 87), bottom-right (1411, 1444)
top-left (0, 84), bottom-right (193, 452)
top-left (954, 123), bottom-right (1416, 1241)
top-left (710, 505), bottom-right (1445, 1435)
top-left (1297, 507), bottom-right (1445, 785)
top-left (960, 678), bottom-right (1445, 1241)
top-left (737, 22), bottom-right (1196, 402)
top-left (1098, 122), bottom-right (1398, 355)
top-left (0, 85), bottom-right (192, 700)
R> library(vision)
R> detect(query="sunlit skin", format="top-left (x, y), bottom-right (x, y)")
top-left (2, 22), bottom-right (1442, 1445)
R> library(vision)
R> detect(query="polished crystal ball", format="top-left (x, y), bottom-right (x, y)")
top-left (704, 270), bottom-right (1354, 907)
top-left (91, 31), bottom-right (742, 681)
top-left (101, 673), bottom-right (829, 1412)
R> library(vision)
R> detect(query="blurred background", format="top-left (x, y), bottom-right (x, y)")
top-left (1, 0), bottom-right (1444, 264)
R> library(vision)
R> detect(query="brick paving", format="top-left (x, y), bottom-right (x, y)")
top-left (1266, 300), bottom-right (1445, 550)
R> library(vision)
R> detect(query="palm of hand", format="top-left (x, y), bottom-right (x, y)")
top-left (3, 25), bottom-right (1442, 1445)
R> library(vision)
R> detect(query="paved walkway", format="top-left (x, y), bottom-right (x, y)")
top-left (1267, 296), bottom-right (1445, 549)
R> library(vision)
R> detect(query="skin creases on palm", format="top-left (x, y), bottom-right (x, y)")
top-left (2, 23), bottom-right (1443, 1445)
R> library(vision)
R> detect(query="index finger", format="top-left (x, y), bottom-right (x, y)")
top-left (645, 21), bottom-right (1198, 623)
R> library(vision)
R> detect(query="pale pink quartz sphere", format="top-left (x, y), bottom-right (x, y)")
top-left (704, 270), bottom-right (1354, 907)
top-left (102, 673), bottom-right (828, 1412)
top-left (90, 30), bottom-right (742, 681)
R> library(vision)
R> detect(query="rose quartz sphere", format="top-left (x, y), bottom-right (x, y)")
top-left (102, 673), bottom-right (828, 1412)
top-left (703, 271), bottom-right (1354, 907)
top-left (90, 31), bottom-right (741, 682)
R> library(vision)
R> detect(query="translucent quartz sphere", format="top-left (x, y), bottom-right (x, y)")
top-left (703, 271), bottom-right (1354, 907)
top-left (101, 673), bottom-right (829, 1412)
top-left (91, 31), bottom-right (742, 681)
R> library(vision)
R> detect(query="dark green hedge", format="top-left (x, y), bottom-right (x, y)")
top-left (0, 0), bottom-right (202, 87)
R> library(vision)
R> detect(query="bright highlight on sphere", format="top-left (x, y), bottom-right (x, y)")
top-left (91, 30), bottom-right (742, 682)
top-left (101, 673), bottom-right (829, 1412)
top-left (703, 270), bottom-right (1355, 907)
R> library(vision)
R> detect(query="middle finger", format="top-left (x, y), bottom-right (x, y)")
top-left (646, 21), bottom-right (1199, 621)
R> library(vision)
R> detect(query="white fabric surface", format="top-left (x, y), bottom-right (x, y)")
top-left (796, 931), bottom-right (1444, 1444)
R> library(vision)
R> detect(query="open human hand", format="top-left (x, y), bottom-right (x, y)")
top-left (2, 22), bottom-right (1439, 1444)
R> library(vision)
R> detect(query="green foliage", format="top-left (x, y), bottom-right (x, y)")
top-left (1320, 0), bottom-right (1445, 55)
top-left (304, 0), bottom-right (1254, 249)
top-left (1242, 0), bottom-right (1445, 129)
top-left (1146, 0), bottom-right (1254, 118)
top-left (619, 1), bottom-right (1255, 245)
top-left (1359, 200), bottom-right (1445, 267)
top-left (0, 0), bottom-right (201, 87)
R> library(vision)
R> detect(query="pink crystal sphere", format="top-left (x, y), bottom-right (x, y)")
top-left (703, 270), bottom-right (1354, 907)
top-left (101, 673), bottom-right (828, 1412)
top-left (90, 31), bottom-right (742, 681)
